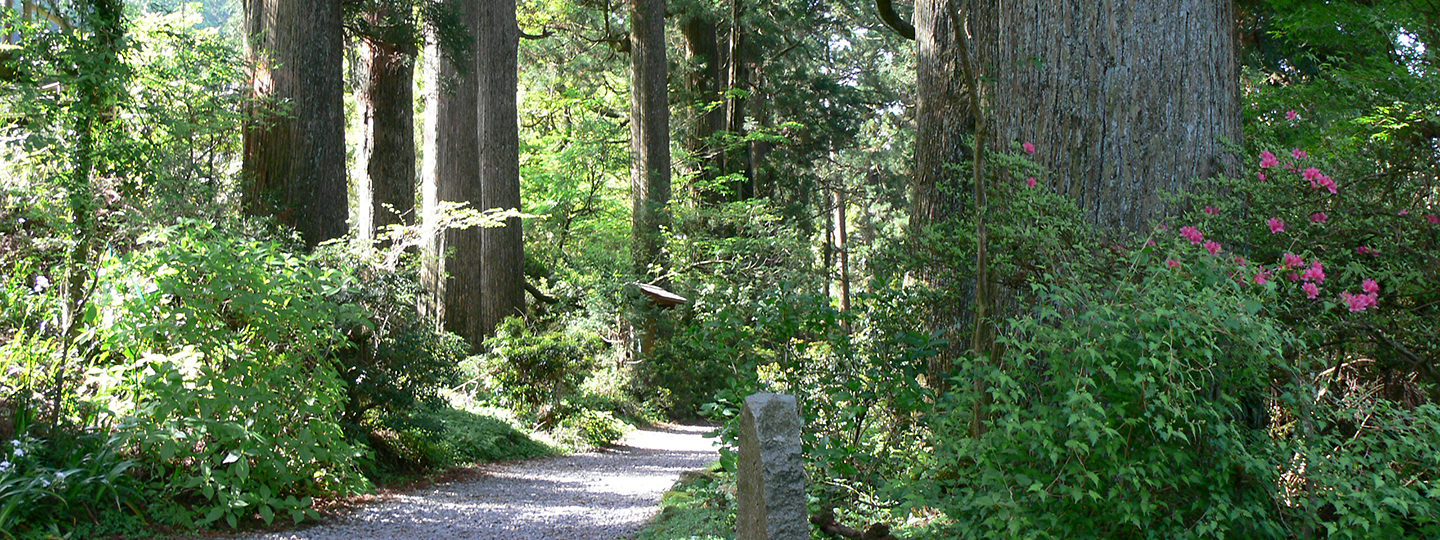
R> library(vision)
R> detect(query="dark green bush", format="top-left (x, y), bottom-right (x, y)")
top-left (477, 317), bottom-right (605, 418)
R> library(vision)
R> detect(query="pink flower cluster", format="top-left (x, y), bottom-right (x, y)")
top-left (1310, 212), bottom-right (1328, 224)
top-left (1301, 168), bottom-right (1338, 194)
top-left (1267, 218), bottom-right (1286, 234)
top-left (1340, 280), bottom-right (1380, 312)
top-left (1259, 151), bottom-right (1280, 169)
top-left (1180, 226), bottom-right (1204, 245)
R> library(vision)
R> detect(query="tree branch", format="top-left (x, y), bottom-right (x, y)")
top-left (875, 0), bottom-right (914, 40)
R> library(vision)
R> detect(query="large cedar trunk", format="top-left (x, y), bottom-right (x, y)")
top-left (243, 0), bottom-right (347, 248)
top-left (911, 0), bottom-right (1241, 382)
top-left (478, 0), bottom-right (525, 337)
top-left (420, 0), bottom-right (482, 345)
top-left (355, 7), bottom-right (417, 241)
top-left (722, 0), bottom-right (752, 199)
top-left (629, 0), bottom-right (672, 283)
top-left (912, 0), bottom-right (975, 383)
top-left (971, 0), bottom-right (1241, 233)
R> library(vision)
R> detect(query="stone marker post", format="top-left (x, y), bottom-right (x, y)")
top-left (737, 392), bottom-right (807, 540)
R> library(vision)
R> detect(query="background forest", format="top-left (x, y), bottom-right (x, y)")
top-left (1, 0), bottom-right (1438, 538)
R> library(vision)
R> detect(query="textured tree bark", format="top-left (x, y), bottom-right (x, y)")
top-left (478, 0), bottom-right (525, 338)
top-left (629, 0), bottom-right (672, 284)
top-left (836, 187), bottom-right (850, 314)
top-left (969, 0), bottom-right (1241, 233)
top-left (243, 0), bottom-right (347, 248)
top-left (420, 0), bottom-right (482, 345)
top-left (681, 14), bottom-right (723, 191)
top-left (355, 5), bottom-right (417, 241)
top-left (912, 0), bottom-right (975, 386)
top-left (911, 0), bottom-right (1241, 385)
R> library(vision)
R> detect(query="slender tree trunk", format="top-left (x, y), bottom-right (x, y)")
top-left (478, 0), bottom-right (524, 337)
top-left (629, 0), bottom-right (672, 283)
top-left (823, 185), bottom-right (833, 300)
top-left (355, 6), bottom-right (417, 242)
top-left (421, 0), bottom-right (482, 345)
top-left (723, 0), bottom-right (751, 199)
top-left (243, 0), bottom-right (347, 248)
top-left (836, 186), bottom-right (850, 314)
top-left (681, 14), bottom-right (722, 191)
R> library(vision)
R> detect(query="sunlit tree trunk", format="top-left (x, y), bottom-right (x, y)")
top-left (355, 4), bottom-right (416, 241)
top-left (478, 0), bottom-right (524, 337)
top-left (629, 0), bottom-right (671, 283)
top-left (243, 0), bottom-right (347, 248)
top-left (421, 0), bottom-right (482, 345)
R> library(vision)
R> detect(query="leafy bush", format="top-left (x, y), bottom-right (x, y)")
top-left (919, 255), bottom-right (1292, 537)
top-left (476, 317), bottom-right (604, 418)
top-left (0, 433), bottom-right (139, 535)
top-left (90, 222), bottom-right (369, 528)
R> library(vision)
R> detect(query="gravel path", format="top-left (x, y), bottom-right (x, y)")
top-left (243, 424), bottom-right (717, 540)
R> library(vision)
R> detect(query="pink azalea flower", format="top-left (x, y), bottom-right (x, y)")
top-left (1302, 261), bottom-right (1326, 284)
top-left (1362, 279), bottom-right (1379, 294)
top-left (1257, 171), bottom-right (1268, 182)
top-left (1302, 167), bottom-right (1323, 181)
top-left (1145, 238), bottom-right (1157, 247)
top-left (1165, 259), bottom-right (1181, 269)
top-left (1259, 151), bottom-right (1279, 169)
top-left (1233, 256), bottom-right (1247, 266)
top-left (1253, 266), bottom-right (1271, 285)
top-left (1303, 282), bottom-right (1320, 299)
top-left (1289, 272), bottom-right (1302, 283)
top-left (1310, 212), bottom-right (1328, 223)
top-left (1398, 209), bottom-right (1410, 216)
top-left (1292, 148), bottom-right (1308, 159)
top-left (1286, 110), bottom-right (1298, 121)
top-left (1267, 217), bottom-right (1286, 234)
top-left (1026, 176), bottom-right (1037, 188)
top-left (1204, 241), bottom-right (1222, 256)
top-left (1341, 291), bottom-right (1378, 312)
top-left (1428, 214), bottom-right (1440, 225)
top-left (1022, 141), bottom-right (1036, 154)
top-left (1283, 252), bottom-right (1304, 268)
top-left (1356, 246), bottom-right (1377, 256)
top-left (1179, 226), bottom-right (1204, 245)
top-left (1203, 205), bottom-right (1219, 215)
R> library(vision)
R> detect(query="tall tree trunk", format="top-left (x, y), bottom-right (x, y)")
top-left (243, 0), bottom-right (347, 248)
top-left (912, 0), bottom-right (974, 387)
top-left (722, 0), bottom-right (751, 199)
top-left (421, 0), bottom-right (482, 345)
top-left (823, 185), bottom-right (833, 300)
top-left (629, 0), bottom-right (672, 283)
top-left (355, 6), bottom-right (417, 242)
top-left (681, 14), bottom-right (722, 193)
top-left (911, 0), bottom-right (1241, 386)
top-left (836, 186), bottom-right (850, 314)
top-left (478, 0), bottom-right (524, 337)
top-left (970, 0), bottom-right (1241, 233)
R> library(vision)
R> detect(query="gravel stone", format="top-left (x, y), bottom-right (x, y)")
top-left (241, 424), bottom-right (717, 540)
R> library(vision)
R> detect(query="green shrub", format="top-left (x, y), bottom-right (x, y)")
top-left (91, 222), bottom-right (368, 529)
top-left (556, 409), bottom-right (626, 448)
top-left (477, 317), bottom-right (604, 418)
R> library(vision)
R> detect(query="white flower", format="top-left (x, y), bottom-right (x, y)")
top-left (54, 471), bottom-right (67, 480)
top-left (0, 460), bottom-right (10, 472)
top-left (39, 478), bottom-right (49, 487)
top-left (8, 440), bottom-right (17, 447)
top-left (11, 448), bottom-right (22, 457)
top-left (33, 275), bottom-right (50, 293)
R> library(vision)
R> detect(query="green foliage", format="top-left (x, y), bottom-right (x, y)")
top-left (918, 254), bottom-right (1293, 537)
top-left (475, 317), bottom-right (604, 418)
top-left (0, 433), bottom-right (139, 537)
top-left (89, 222), bottom-right (369, 529)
